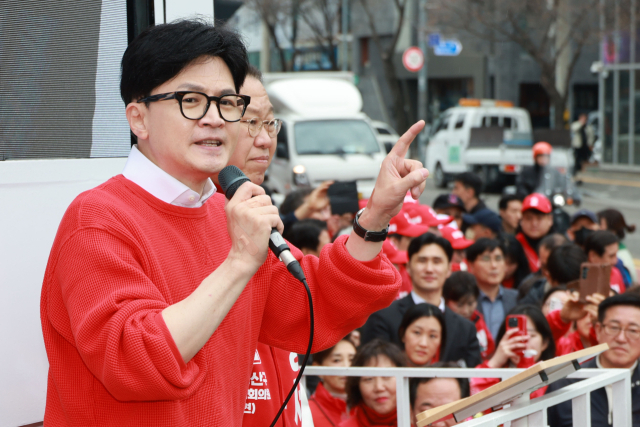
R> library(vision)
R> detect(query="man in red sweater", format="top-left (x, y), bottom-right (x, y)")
top-left (40, 21), bottom-right (430, 427)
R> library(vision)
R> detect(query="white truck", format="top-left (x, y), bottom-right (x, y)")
top-left (263, 72), bottom-right (387, 199)
top-left (425, 99), bottom-right (572, 190)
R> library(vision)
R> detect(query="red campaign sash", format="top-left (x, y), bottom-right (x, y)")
top-left (516, 233), bottom-right (540, 272)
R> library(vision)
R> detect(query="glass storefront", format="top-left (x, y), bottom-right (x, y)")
top-left (600, 0), bottom-right (640, 167)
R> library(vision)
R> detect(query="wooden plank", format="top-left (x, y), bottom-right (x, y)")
top-left (416, 344), bottom-right (608, 426)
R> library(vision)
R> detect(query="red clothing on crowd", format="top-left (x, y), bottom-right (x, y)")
top-left (471, 310), bottom-right (495, 360)
top-left (242, 343), bottom-right (302, 426)
top-left (309, 382), bottom-right (348, 427)
top-left (503, 276), bottom-right (515, 289)
top-left (546, 309), bottom-right (572, 343)
top-left (471, 361), bottom-right (547, 399)
top-left (397, 265), bottom-right (412, 300)
top-left (610, 266), bottom-right (625, 294)
top-left (338, 404), bottom-right (397, 427)
top-left (40, 176), bottom-right (401, 427)
top-left (556, 329), bottom-right (599, 356)
top-left (516, 233), bottom-right (540, 272)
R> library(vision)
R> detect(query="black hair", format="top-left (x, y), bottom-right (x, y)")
top-left (454, 172), bottom-right (483, 198)
top-left (283, 219), bottom-right (327, 253)
top-left (409, 361), bottom-right (470, 410)
top-left (346, 339), bottom-right (407, 408)
top-left (407, 233), bottom-right (453, 263)
top-left (499, 194), bottom-right (522, 211)
top-left (584, 230), bottom-right (619, 257)
top-left (120, 19), bottom-right (249, 105)
top-left (495, 305), bottom-right (556, 362)
top-left (598, 293), bottom-right (640, 323)
top-left (279, 187), bottom-right (314, 216)
top-left (398, 303), bottom-right (447, 356)
top-left (465, 238), bottom-right (503, 263)
top-left (598, 209), bottom-right (636, 240)
top-left (546, 243), bottom-right (587, 285)
top-left (312, 337), bottom-right (357, 366)
top-left (499, 234), bottom-right (531, 289)
top-left (540, 233), bottom-right (568, 252)
top-left (443, 271), bottom-right (479, 302)
top-left (246, 65), bottom-right (263, 83)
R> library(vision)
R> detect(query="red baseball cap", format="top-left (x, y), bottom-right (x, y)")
top-left (382, 239), bottom-right (409, 264)
top-left (389, 208), bottom-right (430, 237)
top-left (522, 193), bottom-right (552, 214)
top-left (440, 226), bottom-right (474, 250)
top-left (404, 203), bottom-right (453, 227)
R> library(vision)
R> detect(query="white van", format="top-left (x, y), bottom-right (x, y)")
top-left (264, 73), bottom-right (386, 198)
top-left (425, 99), bottom-right (569, 189)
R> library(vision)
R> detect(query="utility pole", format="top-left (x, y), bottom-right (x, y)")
top-left (342, 0), bottom-right (348, 71)
top-left (417, 0), bottom-right (428, 159)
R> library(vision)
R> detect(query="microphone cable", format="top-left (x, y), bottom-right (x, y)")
top-left (268, 276), bottom-right (313, 427)
top-left (216, 166), bottom-right (314, 427)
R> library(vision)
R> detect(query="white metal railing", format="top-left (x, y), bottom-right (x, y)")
top-left (302, 367), bottom-right (632, 427)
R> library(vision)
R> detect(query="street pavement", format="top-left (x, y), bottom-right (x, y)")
top-left (418, 173), bottom-right (640, 266)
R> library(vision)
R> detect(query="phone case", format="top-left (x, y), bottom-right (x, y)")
top-left (578, 263), bottom-right (612, 302)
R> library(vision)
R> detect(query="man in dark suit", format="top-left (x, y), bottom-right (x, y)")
top-left (361, 233), bottom-right (481, 367)
top-left (466, 238), bottom-right (518, 339)
top-left (547, 294), bottom-right (640, 426)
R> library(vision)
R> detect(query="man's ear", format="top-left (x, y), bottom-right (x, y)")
top-left (445, 261), bottom-right (452, 279)
top-left (125, 102), bottom-right (149, 141)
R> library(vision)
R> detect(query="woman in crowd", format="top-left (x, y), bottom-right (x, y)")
top-left (341, 339), bottom-right (407, 427)
top-left (398, 303), bottom-right (446, 367)
top-left (471, 305), bottom-right (555, 398)
top-left (598, 208), bottom-right (637, 284)
top-left (309, 338), bottom-right (358, 427)
top-left (499, 234), bottom-right (531, 290)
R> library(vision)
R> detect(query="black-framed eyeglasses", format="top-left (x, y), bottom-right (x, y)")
top-left (137, 91), bottom-right (251, 122)
top-left (240, 118), bottom-right (283, 137)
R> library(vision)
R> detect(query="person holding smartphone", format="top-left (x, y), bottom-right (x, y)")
top-left (471, 305), bottom-right (555, 398)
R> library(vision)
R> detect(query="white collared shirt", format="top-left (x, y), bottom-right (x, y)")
top-left (411, 291), bottom-right (446, 312)
top-left (122, 145), bottom-right (216, 208)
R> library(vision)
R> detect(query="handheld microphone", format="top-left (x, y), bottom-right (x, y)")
top-left (218, 165), bottom-right (306, 282)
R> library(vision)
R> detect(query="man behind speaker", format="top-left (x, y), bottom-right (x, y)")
top-left (40, 20), bottom-right (430, 427)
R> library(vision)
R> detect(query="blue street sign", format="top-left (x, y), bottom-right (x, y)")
top-left (433, 39), bottom-right (463, 56)
top-left (428, 33), bottom-right (440, 47)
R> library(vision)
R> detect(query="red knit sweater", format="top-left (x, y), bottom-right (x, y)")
top-left (40, 176), bottom-right (401, 427)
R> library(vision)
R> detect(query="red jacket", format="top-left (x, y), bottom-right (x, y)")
top-left (338, 404), bottom-right (397, 427)
top-left (610, 266), bottom-right (625, 294)
top-left (40, 176), bottom-right (401, 427)
top-left (309, 382), bottom-right (348, 427)
top-left (471, 310), bottom-right (495, 360)
top-left (242, 343), bottom-right (302, 427)
top-left (556, 329), bottom-right (599, 356)
top-left (516, 232), bottom-right (540, 272)
top-left (546, 309), bottom-right (572, 343)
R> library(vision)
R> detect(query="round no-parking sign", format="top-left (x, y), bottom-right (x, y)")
top-left (402, 47), bottom-right (424, 72)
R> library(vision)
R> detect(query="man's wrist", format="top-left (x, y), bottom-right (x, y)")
top-left (357, 209), bottom-right (391, 232)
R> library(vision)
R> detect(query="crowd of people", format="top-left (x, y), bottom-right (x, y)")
top-left (39, 19), bottom-right (640, 427)
top-left (289, 171), bottom-right (640, 426)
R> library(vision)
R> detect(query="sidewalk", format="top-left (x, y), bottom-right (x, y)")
top-left (578, 165), bottom-right (640, 188)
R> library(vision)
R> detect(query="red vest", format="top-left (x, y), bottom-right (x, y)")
top-left (309, 382), bottom-right (348, 427)
top-left (242, 343), bottom-right (303, 427)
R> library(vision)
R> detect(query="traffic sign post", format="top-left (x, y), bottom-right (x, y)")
top-left (402, 46), bottom-right (424, 72)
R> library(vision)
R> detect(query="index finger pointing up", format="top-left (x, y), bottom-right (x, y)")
top-left (389, 120), bottom-right (426, 158)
